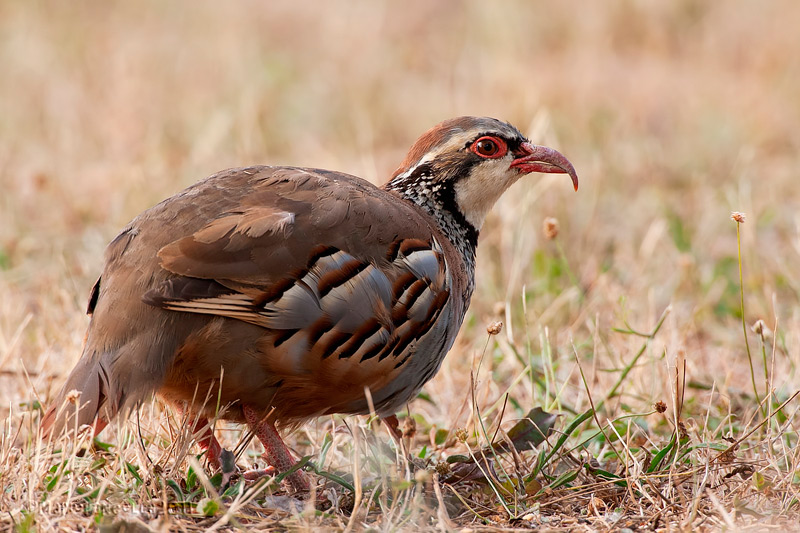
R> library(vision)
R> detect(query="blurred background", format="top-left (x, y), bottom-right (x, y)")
top-left (1, 1), bottom-right (799, 426)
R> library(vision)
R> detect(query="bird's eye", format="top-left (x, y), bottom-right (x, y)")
top-left (470, 136), bottom-right (507, 159)
top-left (476, 139), bottom-right (497, 155)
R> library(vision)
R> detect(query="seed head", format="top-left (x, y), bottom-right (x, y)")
top-left (730, 212), bottom-right (746, 223)
top-left (435, 461), bottom-right (452, 476)
top-left (487, 321), bottom-right (503, 336)
top-left (752, 319), bottom-right (771, 338)
top-left (543, 217), bottom-right (559, 240)
top-left (654, 401), bottom-right (667, 413)
top-left (65, 389), bottom-right (82, 403)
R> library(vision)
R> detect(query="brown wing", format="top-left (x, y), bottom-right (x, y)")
top-left (141, 166), bottom-right (464, 421)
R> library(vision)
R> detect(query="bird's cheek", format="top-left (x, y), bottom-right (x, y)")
top-left (453, 180), bottom-right (490, 230)
top-left (453, 166), bottom-right (516, 229)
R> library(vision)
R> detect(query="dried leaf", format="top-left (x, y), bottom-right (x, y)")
top-left (444, 454), bottom-right (498, 483)
top-left (495, 408), bottom-right (557, 453)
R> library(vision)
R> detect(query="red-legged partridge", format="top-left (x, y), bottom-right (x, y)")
top-left (42, 116), bottom-right (578, 492)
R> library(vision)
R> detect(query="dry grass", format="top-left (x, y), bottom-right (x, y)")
top-left (2, 1), bottom-right (800, 531)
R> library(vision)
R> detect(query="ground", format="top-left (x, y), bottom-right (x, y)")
top-left (1, 1), bottom-right (799, 531)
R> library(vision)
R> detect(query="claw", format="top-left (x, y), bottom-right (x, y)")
top-left (242, 465), bottom-right (278, 482)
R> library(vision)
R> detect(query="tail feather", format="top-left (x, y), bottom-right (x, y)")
top-left (41, 353), bottom-right (115, 438)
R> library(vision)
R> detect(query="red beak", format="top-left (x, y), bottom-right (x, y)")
top-left (510, 142), bottom-right (579, 191)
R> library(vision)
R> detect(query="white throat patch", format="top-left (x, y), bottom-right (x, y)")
top-left (453, 158), bottom-right (522, 230)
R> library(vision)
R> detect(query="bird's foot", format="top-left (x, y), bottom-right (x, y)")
top-left (242, 464), bottom-right (277, 481)
top-left (188, 407), bottom-right (313, 494)
top-left (241, 457), bottom-right (310, 494)
top-left (203, 432), bottom-right (310, 493)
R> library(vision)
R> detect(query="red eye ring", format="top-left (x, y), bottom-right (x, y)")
top-left (469, 136), bottom-right (508, 159)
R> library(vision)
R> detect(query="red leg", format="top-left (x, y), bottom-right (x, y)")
top-left (242, 405), bottom-right (310, 493)
top-left (192, 418), bottom-right (223, 467)
top-left (176, 406), bottom-right (224, 467)
top-left (92, 416), bottom-right (109, 436)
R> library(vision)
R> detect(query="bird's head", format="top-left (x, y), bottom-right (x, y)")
top-left (386, 116), bottom-right (578, 232)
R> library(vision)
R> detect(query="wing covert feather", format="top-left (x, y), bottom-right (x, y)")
top-left (134, 165), bottom-right (468, 420)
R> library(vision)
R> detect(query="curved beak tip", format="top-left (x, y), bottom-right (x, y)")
top-left (513, 143), bottom-right (579, 192)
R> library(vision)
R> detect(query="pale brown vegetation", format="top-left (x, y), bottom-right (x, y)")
top-left (1, 1), bottom-right (799, 531)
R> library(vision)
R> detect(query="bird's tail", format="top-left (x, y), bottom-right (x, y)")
top-left (40, 350), bottom-right (116, 438)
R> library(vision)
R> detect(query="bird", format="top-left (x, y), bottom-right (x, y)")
top-left (41, 116), bottom-right (578, 492)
